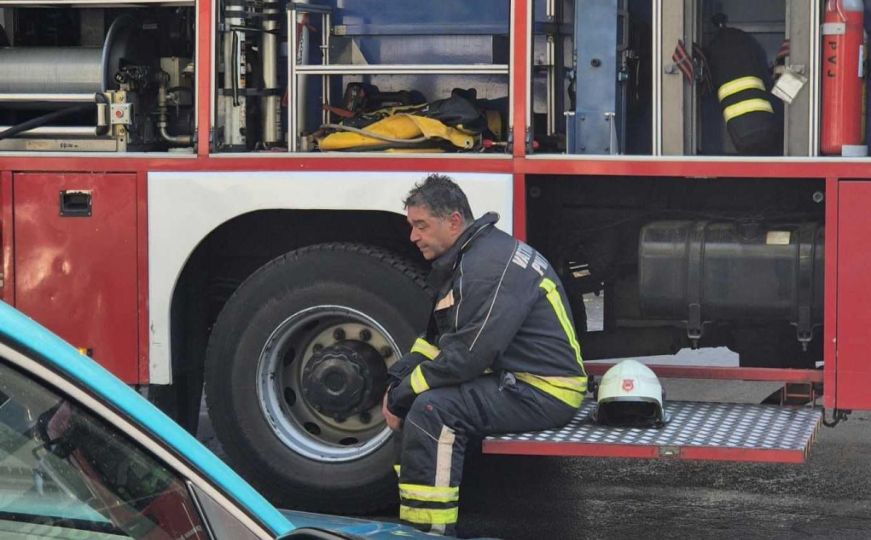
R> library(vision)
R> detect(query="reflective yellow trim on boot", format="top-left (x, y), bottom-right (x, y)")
top-left (399, 483), bottom-right (460, 503)
top-left (400, 505), bottom-right (459, 525)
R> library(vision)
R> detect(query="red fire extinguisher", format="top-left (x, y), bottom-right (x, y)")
top-left (821, 0), bottom-right (866, 156)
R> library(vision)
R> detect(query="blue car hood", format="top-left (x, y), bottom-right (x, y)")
top-left (279, 509), bottom-right (437, 538)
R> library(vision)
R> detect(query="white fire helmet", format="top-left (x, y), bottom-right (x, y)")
top-left (592, 359), bottom-right (671, 428)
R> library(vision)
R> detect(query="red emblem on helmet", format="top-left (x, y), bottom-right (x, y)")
top-left (622, 379), bottom-right (634, 392)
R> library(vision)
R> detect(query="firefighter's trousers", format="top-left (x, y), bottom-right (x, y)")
top-left (397, 372), bottom-right (576, 536)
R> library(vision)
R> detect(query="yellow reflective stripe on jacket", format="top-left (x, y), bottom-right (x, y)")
top-left (399, 483), bottom-right (460, 503)
top-left (516, 372), bottom-right (585, 408)
top-left (539, 278), bottom-right (586, 375)
top-left (519, 373), bottom-right (587, 392)
top-left (723, 98), bottom-right (774, 122)
top-left (410, 338), bottom-right (440, 360)
top-left (393, 465), bottom-right (401, 477)
top-left (717, 76), bottom-right (766, 102)
top-left (410, 364), bottom-right (430, 394)
top-left (400, 505), bottom-right (459, 525)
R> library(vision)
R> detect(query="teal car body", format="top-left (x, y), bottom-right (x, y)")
top-left (0, 301), bottom-right (437, 539)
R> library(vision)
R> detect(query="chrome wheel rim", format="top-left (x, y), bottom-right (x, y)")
top-left (255, 305), bottom-right (398, 462)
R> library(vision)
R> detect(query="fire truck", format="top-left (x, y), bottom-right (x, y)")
top-left (0, 0), bottom-right (866, 515)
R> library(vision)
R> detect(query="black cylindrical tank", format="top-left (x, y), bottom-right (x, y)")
top-left (638, 221), bottom-right (823, 343)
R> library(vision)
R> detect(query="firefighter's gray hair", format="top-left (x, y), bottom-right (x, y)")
top-left (403, 174), bottom-right (474, 223)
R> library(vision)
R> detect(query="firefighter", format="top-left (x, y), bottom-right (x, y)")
top-left (382, 174), bottom-right (587, 536)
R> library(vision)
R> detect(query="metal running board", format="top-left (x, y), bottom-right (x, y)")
top-left (483, 400), bottom-right (822, 463)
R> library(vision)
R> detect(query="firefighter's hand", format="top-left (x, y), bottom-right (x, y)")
top-left (382, 393), bottom-right (402, 432)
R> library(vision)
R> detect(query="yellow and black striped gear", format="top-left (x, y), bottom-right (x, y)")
top-left (706, 26), bottom-right (781, 155)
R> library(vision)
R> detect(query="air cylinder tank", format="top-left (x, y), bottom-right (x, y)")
top-left (0, 15), bottom-right (152, 103)
top-left (638, 221), bottom-right (824, 343)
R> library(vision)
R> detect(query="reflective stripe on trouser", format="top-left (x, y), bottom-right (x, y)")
top-left (399, 423), bottom-right (460, 535)
top-left (397, 373), bottom-right (577, 536)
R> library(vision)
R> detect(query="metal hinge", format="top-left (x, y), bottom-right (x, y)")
top-left (658, 446), bottom-right (681, 458)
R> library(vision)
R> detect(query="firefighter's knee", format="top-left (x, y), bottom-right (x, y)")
top-left (407, 390), bottom-right (438, 418)
top-left (406, 387), bottom-right (457, 425)
top-left (401, 392), bottom-right (443, 443)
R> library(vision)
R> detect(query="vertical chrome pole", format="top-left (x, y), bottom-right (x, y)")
top-left (262, 0), bottom-right (280, 145)
top-left (652, 0), bottom-right (662, 156)
top-left (222, 0), bottom-right (247, 148)
top-left (288, 4), bottom-right (298, 151)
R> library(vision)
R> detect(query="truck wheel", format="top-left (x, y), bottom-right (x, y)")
top-left (204, 243), bottom-right (430, 513)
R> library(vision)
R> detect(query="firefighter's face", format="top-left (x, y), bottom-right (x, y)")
top-left (407, 205), bottom-right (465, 261)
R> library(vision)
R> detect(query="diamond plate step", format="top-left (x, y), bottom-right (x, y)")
top-left (483, 400), bottom-right (822, 463)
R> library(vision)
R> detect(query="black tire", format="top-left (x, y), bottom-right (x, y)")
top-left (205, 243), bottom-right (429, 514)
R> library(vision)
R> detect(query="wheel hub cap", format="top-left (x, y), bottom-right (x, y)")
top-left (302, 340), bottom-right (388, 421)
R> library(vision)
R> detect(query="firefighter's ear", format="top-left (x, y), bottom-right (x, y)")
top-left (448, 211), bottom-right (465, 233)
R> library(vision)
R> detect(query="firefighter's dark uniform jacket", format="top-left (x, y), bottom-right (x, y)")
top-left (385, 212), bottom-right (586, 535)
top-left (387, 211), bottom-right (587, 415)
top-left (707, 26), bottom-right (781, 155)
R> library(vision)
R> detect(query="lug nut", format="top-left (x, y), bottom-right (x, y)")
top-left (312, 343), bottom-right (324, 353)
top-left (380, 347), bottom-right (393, 358)
top-left (359, 329), bottom-right (372, 341)
top-left (359, 411), bottom-right (372, 424)
top-left (333, 328), bottom-right (346, 340)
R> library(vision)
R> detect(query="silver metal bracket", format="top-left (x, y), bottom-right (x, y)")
top-left (110, 103), bottom-right (132, 125)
